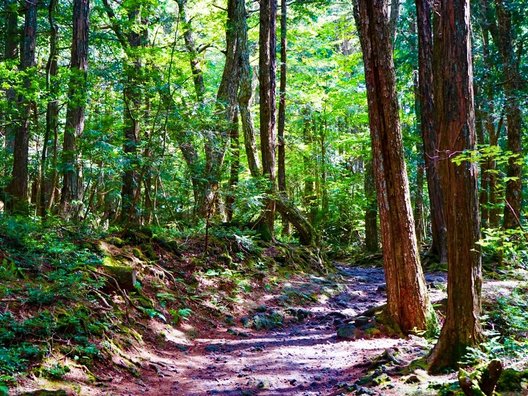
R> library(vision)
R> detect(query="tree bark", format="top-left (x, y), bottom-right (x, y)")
top-left (354, 0), bottom-right (433, 334)
top-left (176, 0), bottom-right (206, 103)
top-left (39, 0), bottom-right (59, 217)
top-left (494, 0), bottom-right (522, 229)
top-left (415, 0), bottom-right (447, 263)
top-left (389, 0), bottom-right (399, 44)
top-left (277, 0), bottom-right (289, 233)
top-left (6, 0), bottom-right (37, 214)
top-left (61, 0), bottom-right (89, 217)
top-left (428, 0), bottom-right (483, 373)
top-left (364, 159), bottom-right (378, 253)
top-left (226, 112), bottom-right (240, 222)
top-left (258, 0), bottom-right (278, 240)
top-left (3, 0), bottom-right (18, 156)
top-left (237, 0), bottom-right (260, 178)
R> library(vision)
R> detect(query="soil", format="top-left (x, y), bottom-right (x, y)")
top-left (14, 264), bottom-right (518, 396)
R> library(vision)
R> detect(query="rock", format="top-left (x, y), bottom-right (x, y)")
top-left (240, 316), bottom-right (251, 327)
top-left (227, 328), bottom-right (250, 337)
top-left (404, 374), bottom-right (421, 384)
top-left (376, 285), bottom-right (386, 292)
top-left (204, 344), bottom-right (222, 353)
top-left (337, 324), bottom-right (356, 339)
top-left (354, 316), bottom-right (370, 327)
top-left (102, 261), bottom-right (137, 291)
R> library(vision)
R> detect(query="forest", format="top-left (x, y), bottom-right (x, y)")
top-left (0, 0), bottom-right (527, 394)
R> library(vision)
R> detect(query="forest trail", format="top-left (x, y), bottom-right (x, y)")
top-left (99, 265), bottom-right (450, 396)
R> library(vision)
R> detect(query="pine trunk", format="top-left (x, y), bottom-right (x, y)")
top-left (354, 0), bottom-right (433, 334)
top-left (6, 0), bottom-right (38, 214)
top-left (428, 0), bottom-right (483, 372)
top-left (61, 0), bottom-right (89, 217)
top-left (258, 0), bottom-right (278, 240)
top-left (415, 0), bottom-right (447, 263)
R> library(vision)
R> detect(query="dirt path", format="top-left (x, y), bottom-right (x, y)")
top-left (99, 266), bottom-right (449, 396)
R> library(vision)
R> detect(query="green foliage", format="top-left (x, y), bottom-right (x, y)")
top-left (0, 216), bottom-right (110, 381)
top-left (169, 308), bottom-right (193, 325)
top-left (40, 364), bottom-right (71, 380)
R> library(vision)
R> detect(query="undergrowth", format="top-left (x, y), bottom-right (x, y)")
top-left (0, 215), bottom-right (331, 392)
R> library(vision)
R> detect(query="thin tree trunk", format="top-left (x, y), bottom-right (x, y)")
top-left (6, 0), bottom-right (38, 214)
top-left (3, 0), bottom-right (18, 156)
top-left (61, 0), bottom-right (89, 217)
top-left (495, 0), bottom-right (522, 229)
top-left (226, 112), bottom-right (240, 222)
top-left (258, 0), bottom-right (278, 240)
top-left (428, 0), bottom-right (483, 372)
top-left (414, 158), bottom-right (425, 247)
top-left (415, 0), bottom-right (447, 263)
top-left (354, 0), bottom-right (433, 334)
top-left (176, 0), bottom-right (206, 103)
top-left (277, 0), bottom-right (289, 233)
top-left (40, 0), bottom-right (59, 217)
top-left (389, 0), bottom-right (399, 44)
top-left (239, 54), bottom-right (260, 178)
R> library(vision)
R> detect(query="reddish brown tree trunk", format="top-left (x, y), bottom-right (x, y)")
top-left (119, 9), bottom-right (143, 224)
top-left (364, 159), bottom-right (378, 253)
top-left (277, 0), bottom-right (289, 233)
top-left (415, 0), bottom-right (447, 263)
top-left (354, 0), bottom-right (433, 333)
top-left (6, 0), bottom-right (38, 214)
top-left (61, 0), bottom-right (89, 216)
top-left (40, 0), bottom-right (59, 217)
top-left (428, 0), bottom-right (483, 373)
top-left (494, 0), bottom-right (522, 229)
top-left (258, 0), bottom-right (278, 240)
top-left (226, 112), bottom-right (240, 222)
top-left (3, 0), bottom-right (18, 156)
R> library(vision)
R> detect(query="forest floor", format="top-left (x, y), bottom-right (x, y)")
top-left (14, 262), bottom-right (472, 396)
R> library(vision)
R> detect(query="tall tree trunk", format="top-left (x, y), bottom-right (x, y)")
top-left (415, 0), bottom-right (447, 263)
top-left (414, 158), bottom-right (426, 247)
top-left (428, 0), bottom-right (483, 373)
top-left (6, 0), bottom-right (38, 214)
top-left (389, 0), bottom-right (399, 44)
top-left (303, 113), bottom-right (317, 224)
top-left (353, 0), bottom-right (433, 334)
top-left (226, 112), bottom-right (239, 222)
top-left (482, 31), bottom-right (502, 229)
top-left (40, 0), bottom-right (59, 217)
top-left (61, 0), bottom-right (89, 217)
top-left (258, 0), bottom-right (278, 241)
top-left (176, 0), bottom-right (205, 103)
top-left (3, 0), bottom-right (18, 156)
top-left (120, 8), bottom-right (146, 224)
top-left (494, 0), bottom-right (522, 229)
top-left (195, 0), bottom-right (244, 219)
top-left (277, 0), bottom-right (289, 232)
top-left (237, 0), bottom-right (260, 178)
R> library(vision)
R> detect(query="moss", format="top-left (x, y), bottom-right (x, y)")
top-left (496, 368), bottom-right (528, 392)
top-left (106, 236), bottom-right (125, 247)
top-left (102, 255), bottom-right (121, 267)
top-left (132, 247), bottom-right (146, 260)
top-left (374, 309), bottom-right (402, 336)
